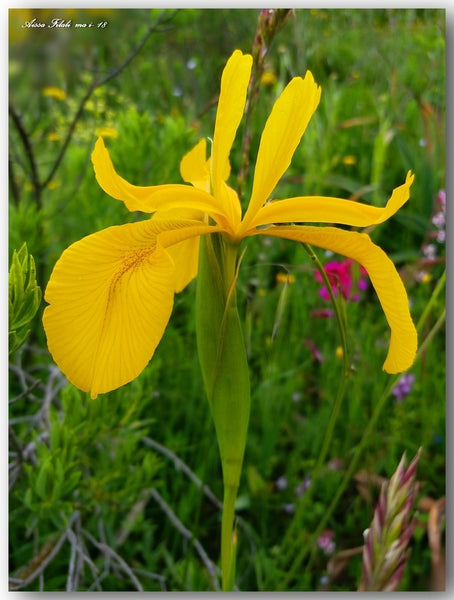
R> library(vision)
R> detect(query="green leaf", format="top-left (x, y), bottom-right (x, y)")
top-left (8, 243), bottom-right (42, 354)
top-left (35, 456), bottom-right (54, 501)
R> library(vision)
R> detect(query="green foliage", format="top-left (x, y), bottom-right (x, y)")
top-left (9, 8), bottom-right (445, 593)
top-left (9, 243), bottom-right (42, 354)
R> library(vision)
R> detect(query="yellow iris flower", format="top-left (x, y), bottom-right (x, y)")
top-left (43, 50), bottom-right (417, 399)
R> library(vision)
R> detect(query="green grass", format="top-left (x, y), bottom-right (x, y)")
top-left (9, 8), bottom-right (445, 592)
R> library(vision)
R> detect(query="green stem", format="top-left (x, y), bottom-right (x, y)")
top-left (416, 268), bottom-right (445, 332)
top-left (196, 235), bottom-right (250, 591)
top-left (221, 484), bottom-right (238, 591)
top-left (302, 243), bottom-right (350, 373)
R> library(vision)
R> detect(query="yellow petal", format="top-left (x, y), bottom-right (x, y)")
top-left (43, 220), bottom-right (176, 398)
top-left (180, 138), bottom-right (210, 191)
top-left (92, 137), bottom-right (226, 219)
top-left (166, 237), bottom-right (200, 292)
top-left (155, 220), bottom-right (223, 248)
top-left (151, 209), bottom-right (205, 292)
top-left (211, 50), bottom-right (252, 223)
top-left (254, 225), bottom-right (417, 373)
top-left (241, 72), bottom-right (321, 230)
top-left (150, 218), bottom-right (225, 291)
top-left (250, 171), bottom-right (414, 228)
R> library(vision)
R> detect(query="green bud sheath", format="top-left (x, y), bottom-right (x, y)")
top-left (196, 233), bottom-right (251, 591)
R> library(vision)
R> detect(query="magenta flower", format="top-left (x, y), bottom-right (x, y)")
top-left (315, 258), bottom-right (368, 302)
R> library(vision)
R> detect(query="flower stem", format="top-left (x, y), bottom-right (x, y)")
top-left (302, 243), bottom-right (350, 373)
top-left (221, 484), bottom-right (238, 591)
top-left (196, 235), bottom-right (250, 591)
top-left (416, 268), bottom-right (445, 332)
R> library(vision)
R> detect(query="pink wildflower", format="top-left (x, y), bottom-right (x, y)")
top-left (317, 529), bottom-right (336, 556)
top-left (315, 259), bottom-right (368, 302)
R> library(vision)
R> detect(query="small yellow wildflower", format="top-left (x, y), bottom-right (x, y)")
top-left (47, 132), bottom-right (60, 142)
top-left (342, 155), bottom-right (357, 166)
top-left (276, 272), bottom-right (295, 285)
top-left (335, 346), bottom-right (344, 359)
top-left (95, 126), bottom-right (118, 139)
top-left (47, 180), bottom-right (61, 190)
top-left (261, 71), bottom-right (277, 86)
top-left (42, 86), bottom-right (66, 101)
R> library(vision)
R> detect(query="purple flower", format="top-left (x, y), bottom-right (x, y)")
top-left (436, 229), bottom-right (446, 243)
top-left (423, 244), bottom-right (437, 260)
top-left (295, 476), bottom-right (311, 497)
top-left (436, 189), bottom-right (446, 211)
top-left (317, 529), bottom-right (336, 556)
top-left (275, 475), bottom-right (288, 490)
top-left (391, 373), bottom-right (415, 402)
top-left (432, 211), bottom-right (445, 229)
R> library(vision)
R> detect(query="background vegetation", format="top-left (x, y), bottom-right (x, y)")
top-left (9, 8), bottom-right (445, 592)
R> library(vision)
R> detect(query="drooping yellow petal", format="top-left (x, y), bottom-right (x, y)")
top-left (254, 225), bottom-right (417, 373)
top-left (43, 220), bottom-right (176, 398)
top-left (241, 72), bottom-right (321, 231)
top-left (180, 138), bottom-right (210, 191)
top-left (92, 137), bottom-right (226, 219)
top-left (211, 50), bottom-right (252, 225)
top-left (250, 172), bottom-right (415, 229)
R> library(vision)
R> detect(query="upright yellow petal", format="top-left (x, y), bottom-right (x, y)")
top-left (178, 140), bottom-right (242, 234)
top-left (253, 225), bottom-right (417, 373)
top-left (92, 137), bottom-right (226, 219)
top-left (180, 138), bottom-right (210, 192)
top-left (241, 72), bottom-right (321, 231)
top-left (250, 172), bottom-right (414, 229)
top-left (211, 50), bottom-right (252, 223)
top-left (43, 221), bottom-right (176, 398)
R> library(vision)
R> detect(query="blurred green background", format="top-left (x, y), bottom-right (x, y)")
top-left (9, 8), bottom-right (445, 592)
